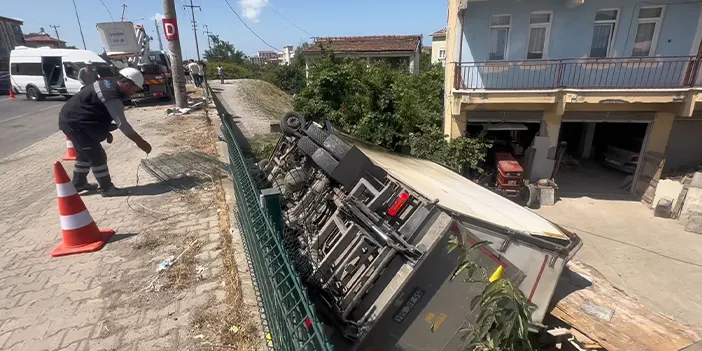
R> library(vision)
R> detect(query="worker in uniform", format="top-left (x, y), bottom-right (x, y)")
top-left (78, 60), bottom-right (99, 88)
top-left (58, 67), bottom-right (152, 197)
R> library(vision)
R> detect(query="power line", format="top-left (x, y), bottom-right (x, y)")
top-left (261, 0), bottom-right (314, 38)
top-left (222, 0), bottom-right (280, 51)
top-left (71, 0), bottom-right (87, 49)
top-left (183, 0), bottom-right (203, 60)
top-left (98, 0), bottom-right (115, 21)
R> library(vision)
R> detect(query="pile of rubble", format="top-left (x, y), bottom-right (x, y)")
top-left (167, 96), bottom-right (209, 116)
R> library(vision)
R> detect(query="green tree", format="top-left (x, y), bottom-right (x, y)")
top-left (203, 35), bottom-right (245, 63)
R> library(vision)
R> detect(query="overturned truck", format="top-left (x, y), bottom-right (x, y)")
top-left (261, 113), bottom-right (582, 350)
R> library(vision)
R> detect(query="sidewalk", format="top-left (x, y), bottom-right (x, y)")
top-left (0, 105), bottom-right (253, 350)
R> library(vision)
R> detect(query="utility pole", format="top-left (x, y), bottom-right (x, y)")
top-left (120, 4), bottom-right (127, 21)
top-left (163, 0), bottom-right (187, 108)
top-left (203, 24), bottom-right (213, 50)
top-left (71, 0), bottom-right (87, 49)
top-left (183, 0), bottom-right (208, 97)
top-left (154, 19), bottom-right (164, 51)
top-left (49, 25), bottom-right (60, 41)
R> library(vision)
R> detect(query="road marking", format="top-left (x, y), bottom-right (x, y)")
top-left (0, 103), bottom-right (62, 124)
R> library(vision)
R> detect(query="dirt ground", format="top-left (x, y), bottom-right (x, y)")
top-left (535, 195), bottom-right (702, 333)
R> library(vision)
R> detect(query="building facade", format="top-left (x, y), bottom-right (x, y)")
top-left (0, 16), bottom-right (24, 71)
top-left (430, 28), bottom-right (447, 65)
top-left (23, 31), bottom-right (66, 49)
top-left (444, 0), bottom-right (702, 201)
top-left (303, 35), bottom-right (423, 76)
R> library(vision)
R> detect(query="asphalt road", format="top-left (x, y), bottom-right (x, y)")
top-left (0, 96), bottom-right (65, 159)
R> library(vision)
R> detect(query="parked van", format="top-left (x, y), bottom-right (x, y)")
top-left (9, 46), bottom-right (119, 101)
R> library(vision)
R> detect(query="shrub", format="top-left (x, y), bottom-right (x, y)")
top-left (292, 52), bottom-right (488, 173)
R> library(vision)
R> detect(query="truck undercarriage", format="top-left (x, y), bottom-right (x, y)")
top-left (259, 112), bottom-right (582, 350)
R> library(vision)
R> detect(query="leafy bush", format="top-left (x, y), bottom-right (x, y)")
top-left (293, 52), bottom-right (488, 173)
top-left (448, 235), bottom-right (536, 351)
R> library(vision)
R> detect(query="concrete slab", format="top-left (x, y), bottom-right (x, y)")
top-left (534, 197), bottom-right (702, 332)
top-left (680, 187), bottom-right (702, 226)
top-left (654, 179), bottom-right (684, 211)
top-left (691, 172), bottom-right (702, 189)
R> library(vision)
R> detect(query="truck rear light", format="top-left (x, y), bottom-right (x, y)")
top-left (388, 192), bottom-right (410, 216)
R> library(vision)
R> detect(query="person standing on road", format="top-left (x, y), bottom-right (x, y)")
top-left (184, 63), bottom-right (192, 84)
top-left (58, 67), bottom-right (152, 197)
top-left (217, 64), bottom-right (224, 84)
top-left (78, 60), bottom-right (99, 88)
top-left (187, 59), bottom-right (201, 87)
top-left (199, 61), bottom-right (206, 87)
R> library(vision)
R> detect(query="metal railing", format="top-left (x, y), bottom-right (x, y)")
top-left (218, 110), bottom-right (333, 350)
top-left (454, 56), bottom-right (702, 90)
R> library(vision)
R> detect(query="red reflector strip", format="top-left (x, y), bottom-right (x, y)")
top-left (388, 192), bottom-right (410, 216)
top-left (304, 317), bottom-right (312, 329)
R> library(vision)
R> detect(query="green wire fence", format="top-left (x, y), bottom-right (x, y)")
top-left (217, 109), bottom-right (334, 351)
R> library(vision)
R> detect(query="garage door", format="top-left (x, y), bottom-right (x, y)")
top-left (469, 111), bottom-right (543, 123)
top-left (562, 111), bottom-right (655, 122)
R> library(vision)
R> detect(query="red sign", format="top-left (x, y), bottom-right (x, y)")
top-left (162, 18), bottom-right (179, 41)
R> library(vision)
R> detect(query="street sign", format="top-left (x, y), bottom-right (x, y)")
top-left (162, 18), bottom-right (179, 41)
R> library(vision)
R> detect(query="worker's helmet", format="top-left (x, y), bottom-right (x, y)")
top-left (118, 67), bottom-right (145, 89)
top-left (86, 60), bottom-right (93, 65)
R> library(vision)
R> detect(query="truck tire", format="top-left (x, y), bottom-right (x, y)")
top-left (280, 111), bottom-right (306, 136)
top-left (26, 86), bottom-right (44, 101)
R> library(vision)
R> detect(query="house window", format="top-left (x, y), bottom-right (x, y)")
top-left (438, 47), bottom-right (446, 59)
top-left (489, 14), bottom-right (511, 60)
top-left (526, 12), bottom-right (551, 59)
top-left (589, 9), bottom-right (619, 57)
top-left (632, 6), bottom-right (664, 57)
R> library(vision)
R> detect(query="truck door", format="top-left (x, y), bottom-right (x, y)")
top-left (62, 61), bottom-right (83, 94)
top-left (40, 56), bottom-right (64, 93)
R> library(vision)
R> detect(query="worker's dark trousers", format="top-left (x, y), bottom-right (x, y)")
top-left (59, 123), bottom-right (117, 190)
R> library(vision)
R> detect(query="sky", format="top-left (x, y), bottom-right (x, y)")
top-left (6, 0), bottom-right (447, 59)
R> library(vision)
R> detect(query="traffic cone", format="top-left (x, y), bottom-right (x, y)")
top-left (62, 137), bottom-right (78, 161)
top-left (51, 161), bottom-right (114, 257)
top-left (8, 88), bottom-right (15, 100)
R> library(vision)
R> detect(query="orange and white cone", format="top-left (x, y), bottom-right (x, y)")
top-left (62, 138), bottom-right (78, 161)
top-left (9, 88), bottom-right (15, 100)
top-left (51, 161), bottom-right (114, 257)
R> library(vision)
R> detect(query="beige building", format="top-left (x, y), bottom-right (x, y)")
top-left (429, 28), bottom-right (446, 65)
top-left (443, 0), bottom-right (702, 203)
top-left (303, 35), bottom-right (423, 76)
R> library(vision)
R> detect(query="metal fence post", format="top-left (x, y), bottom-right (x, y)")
top-left (260, 188), bottom-right (284, 237)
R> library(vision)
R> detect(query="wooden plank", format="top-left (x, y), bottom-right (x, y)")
top-left (550, 261), bottom-right (700, 351)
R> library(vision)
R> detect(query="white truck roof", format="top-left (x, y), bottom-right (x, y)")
top-left (10, 46), bottom-right (106, 63)
top-left (355, 144), bottom-right (568, 239)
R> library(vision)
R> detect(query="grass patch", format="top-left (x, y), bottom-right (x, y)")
top-left (249, 133), bottom-right (279, 161)
top-left (237, 79), bottom-right (292, 121)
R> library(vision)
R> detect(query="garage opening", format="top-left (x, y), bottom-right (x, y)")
top-left (555, 113), bottom-right (650, 199)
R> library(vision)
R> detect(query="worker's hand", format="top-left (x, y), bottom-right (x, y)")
top-left (137, 140), bottom-right (152, 154)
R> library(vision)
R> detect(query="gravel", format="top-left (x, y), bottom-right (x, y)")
top-left (211, 79), bottom-right (292, 137)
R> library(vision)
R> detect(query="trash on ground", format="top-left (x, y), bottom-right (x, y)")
top-left (157, 255), bottom-right (176, 271)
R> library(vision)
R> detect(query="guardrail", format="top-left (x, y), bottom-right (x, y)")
top-left (454, 56), bottom-right (701, 90)
top-left (213, 92), bottom-right (333, 350)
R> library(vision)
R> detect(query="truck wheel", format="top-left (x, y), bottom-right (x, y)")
top-left (26, 86), bottom-right (44, 101)
top-left (280, 111), bottom-right (306, 136)
top-left (525, 184), bottom-right (540, 209)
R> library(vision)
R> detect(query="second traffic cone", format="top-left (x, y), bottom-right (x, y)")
top-left (9, 88), bottom-right (15, 100)
top-left (51, 161), bottom-right (114, 257)
top-left (62, 137), bottom-right (78, 161)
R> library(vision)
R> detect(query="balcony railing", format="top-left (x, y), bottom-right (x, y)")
top-left (454, 56), bottom-right (702, 90)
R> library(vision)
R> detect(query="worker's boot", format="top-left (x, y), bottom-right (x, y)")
top-left (100, 185), bottom-right (130, 197)
top-left (74, 182), bottom-right (99, 193)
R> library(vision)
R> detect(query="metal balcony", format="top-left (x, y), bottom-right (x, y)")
top-left (453, 56), bottom-right (702, 91)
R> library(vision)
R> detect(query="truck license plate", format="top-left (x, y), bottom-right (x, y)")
top-left (508, 180), bottom-right (518, 185)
